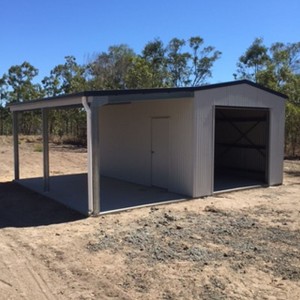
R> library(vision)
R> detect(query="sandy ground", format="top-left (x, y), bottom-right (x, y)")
top-left (0, 136), bottom-right (299, 299)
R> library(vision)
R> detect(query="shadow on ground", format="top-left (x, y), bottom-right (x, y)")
top-left (285, 170), bottom-right (300, 177)
top-left (0, 182), bottom-right (85, 228)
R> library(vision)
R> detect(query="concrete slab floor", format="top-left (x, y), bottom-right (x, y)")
top-left (214, 171), bottom-right (266, 192)
top-left (17, 174), bottom-right (187, 215)
top-left (17, 172), bottom-right (267, 215)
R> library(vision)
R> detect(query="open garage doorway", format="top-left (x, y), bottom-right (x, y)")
top-left (214, 106), bottom-right (269, 192)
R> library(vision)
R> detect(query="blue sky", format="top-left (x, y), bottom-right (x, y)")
top-left (1, 0), bottom-right (299, 85)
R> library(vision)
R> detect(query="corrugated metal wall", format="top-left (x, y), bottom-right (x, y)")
top-left (193, 83), bottom-right (285, 197)
top-left (99, 99), bottom-right (194, 196)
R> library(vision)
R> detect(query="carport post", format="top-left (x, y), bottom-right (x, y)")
top-left (82, 97), bottom-right (94, 214)
top-left (83, 97), bottom-right (108, 215)
top-left (12, 111), bottom-right (19, 180)
top-left (91, 103), bottom-right (101, 214)
top-left (83, 96), bottom-right (108, 215)
top-left (42, 108), bottom-right (50, 192)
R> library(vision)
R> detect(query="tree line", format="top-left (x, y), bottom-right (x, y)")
top-left (0, 36), bottom-right (299, 156)
top-left (234, 38), bottom-right (300, 157)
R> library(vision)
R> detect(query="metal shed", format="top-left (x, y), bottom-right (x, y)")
top-left (9, 80), bottom-right (286, 215)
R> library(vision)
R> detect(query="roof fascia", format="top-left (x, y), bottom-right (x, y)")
top-left (103, 91), bottom-right (194, 104)
top-left (9, 95), bottom-right (84, 112)
top-left (240, 80), bottom-right (288, 99)
top-left (194, 80), bottom-right (288, 100)
top-left (9, 91), bottom-right (194, 112)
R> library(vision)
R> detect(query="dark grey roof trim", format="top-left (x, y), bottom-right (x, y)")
top-left (80, 79), bottom-right (287, 99)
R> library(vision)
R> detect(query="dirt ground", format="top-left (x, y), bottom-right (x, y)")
top-left (0, 136), bottom-right (299, 299)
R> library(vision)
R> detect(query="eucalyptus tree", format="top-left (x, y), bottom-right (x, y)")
top-left (88, 37), bottom-right (221, 89)
top-left (41, 56), bottom-right (88, 143)
top-left (234, 38), bottom-right (270, 82)
top-left (125, 56), bottom-right (155, 89)
top-left (141, 38), bottom-right (169, 87)
top-left (235, 38), bottom-right (300, 156)
top-left (166, 38), bottom-right (191, 87)
top-left (0, 75), bottom-right (11, 134)
top-left (42, 56), bottom-right (87, 97)
top-left (88, 44), bottom-right (136, 90)
top-left (235, 38), bottom-right (300, 96)
top-left (188, 36), bottom-right (222, 86)
top-left (165, 36), bottom-right (221, 87)
top-left (1, 62), bottom-right (43, 135)
top-left (4, 61), bottom-right (42, 103)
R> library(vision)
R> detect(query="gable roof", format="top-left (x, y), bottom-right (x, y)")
top-left (9, 80), bottom-right (287, 112)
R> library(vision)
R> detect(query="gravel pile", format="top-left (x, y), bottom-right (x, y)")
top-left (87, 205), bottom-right (300, 282)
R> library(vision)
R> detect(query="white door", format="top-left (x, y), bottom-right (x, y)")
top-left (151, 118), bottom-right (169, 188)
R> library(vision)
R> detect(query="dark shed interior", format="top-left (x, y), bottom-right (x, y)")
top-left (214, 106), bottom-right (269, 192)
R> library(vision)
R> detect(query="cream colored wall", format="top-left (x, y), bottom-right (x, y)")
top-left (99, 99), bottom-right (194, 196)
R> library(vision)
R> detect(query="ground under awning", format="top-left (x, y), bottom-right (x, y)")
top-left (17, 174), bottom-right (186, 215)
